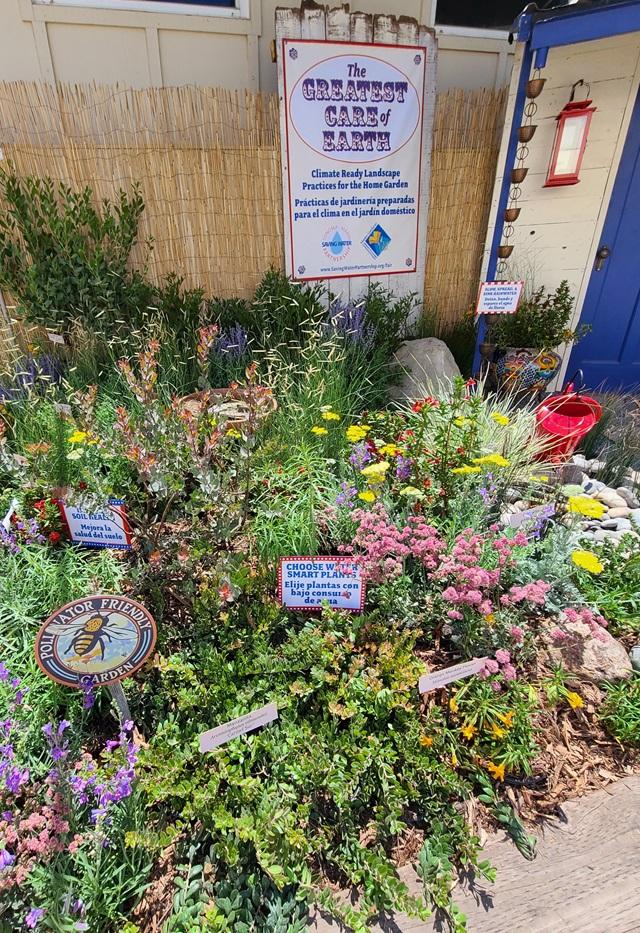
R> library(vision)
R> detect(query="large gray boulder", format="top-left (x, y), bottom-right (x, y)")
top-left (390, 337), bottom-right (461, 402)
top-left (542, 620), bottom-right (633, 684)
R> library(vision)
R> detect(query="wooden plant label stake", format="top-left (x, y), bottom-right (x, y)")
top-left (199, 702), bottom-right (279, 752)
top-left (60, 499), bottom-right (133, 550)
top-left (108, 681), bottom-right (132, 725)
top-left (278, 557), bottom-right (364, 612)
top-left (475, 280), bottom-right (524, 316)
top-left (418, 657), bottom-right (488, 694)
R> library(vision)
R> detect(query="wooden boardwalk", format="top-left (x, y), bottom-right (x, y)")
top-left (311, 776), bottom-right (640, 933)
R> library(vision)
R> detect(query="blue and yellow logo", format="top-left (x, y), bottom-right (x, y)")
top-left (363, 224), bottom-right (391, 258)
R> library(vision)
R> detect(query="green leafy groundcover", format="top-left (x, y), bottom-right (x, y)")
top-left (0, 192), bottom-right (638, 930)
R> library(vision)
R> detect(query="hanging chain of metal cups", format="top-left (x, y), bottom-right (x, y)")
top-left (496, 69), bottom-right (545, 276)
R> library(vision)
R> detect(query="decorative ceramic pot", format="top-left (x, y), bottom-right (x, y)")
top-left (496, 347), bottom-right (562, 392)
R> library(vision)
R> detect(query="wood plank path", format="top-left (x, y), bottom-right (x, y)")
top-left (310, 775), bottom-right (640, 933)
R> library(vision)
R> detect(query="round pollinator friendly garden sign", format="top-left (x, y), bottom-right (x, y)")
top-left (35, 595), bottom-right (157, 689)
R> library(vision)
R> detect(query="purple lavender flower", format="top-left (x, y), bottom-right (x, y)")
top-left (349, 443), bottom-right (372, 470)
top-left (395, 455), bottom-right (413, 481)
top-left (214, 324), bottom-right (249, 360)
top-left (336, 482), bottom-right (357, 508)
top-left (24, 907), bottom-right (45, 929)
top-left (0, 663), bottom-right (8, 683)
top-left (80, 677), bottom-right (96, 710)
top-left (325, 303), bottom-right (375, 351)
top-left (5, 766), bottom-right (29, 795)
top-left (0, 848), bottom-right (15, 870)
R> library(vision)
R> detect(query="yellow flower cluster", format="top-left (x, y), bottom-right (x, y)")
top-left (378, 443), bottom-right (403, 456)
top-left (567, 495), bottom-right (606, 519)
top-left (358, 490), bottom-right (376, 503)
top-left (361, 461), bottom-right (389, 483)
top-left (452, 465), bottom-right (481, 475)
top-left (571, 549), bottom-right (604, 574)
top-left (321, 410), bottom-right (341, 421)
top-left (472, 453), bottom-right (511, 468)
top-left (346, 424), bottom-right (370, 443)
top-left (491, 412), bottom-right (510, 426)
top-left (311, 426), bottom-right (328, 436)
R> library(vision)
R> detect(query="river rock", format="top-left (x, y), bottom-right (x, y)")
top-left (571, 454), bottom-right (591, 470)
top-left (543, 620), bottom-right (633, 684)
top-left (616, 518), bottom-right (632, 532)
top-left (616, 487), bottom-right (640, 508)
top-left (583, 478), bottom-right (605, 495)
top-left (607, 506), bottom-right (631, 519)
top-left (630, 509), bottom-right (640, 528)
top-left (390, 338), bottom-right (461, 401)
top-left (600, 519), bottom-right (619, 530)
top-left (595, 488), bottom-right (628, 509)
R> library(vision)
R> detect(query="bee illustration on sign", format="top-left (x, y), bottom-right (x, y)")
top-left (46, 612), bottom-right (136, 664)
top-left (35, 595), bottom-right (156, 689)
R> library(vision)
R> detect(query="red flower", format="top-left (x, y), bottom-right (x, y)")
top-left (33, 500), bottom-right (45, 511)
top-left (48, 531), bottom-right (61, 544)
top-left (78, 482), bottom-right (87, 491)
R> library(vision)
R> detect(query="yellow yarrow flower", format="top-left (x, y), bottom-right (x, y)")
top-left (566, 691), bottom-right (584, 709)
top-left (460, 723), bottom-right (477, 740)
top-left (378, 443), bottom-right (403, 456)
top-left (67, 430), bottom-right (88, 445)
top-left (321, 410), bottom-right (341, 421)
top-left (487, 760), bottom-right (505, 781)
top-left (452, 465), bottom-right (481, 475)
top-left (567, 495), bottom-right (606, 519)
top-left (491, 412), bottom-right (510, 426)
top-left (345, 425), bottom-right (370, 443)
top-left (358, 490), bottom-right (376, 503)
top-left (571, 549), bottom-right (604, 574)
top-left (453, 417), bottom-right (469, 427)
top-left (472, 454), bottom-right (511, 468)
top-left (361, 461), bottom-right (390, 478)
top-left (399, 486), bottom-right (424, 497)
top-left (226, 428), bottom-right (242, 439)
top-left (311, 426), bottom-right (328, 436)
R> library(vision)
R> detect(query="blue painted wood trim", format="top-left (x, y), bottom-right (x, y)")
top-left (530, 1), bottom-right (640, 49)
top-left (472, 41), bottom-right (534, 376)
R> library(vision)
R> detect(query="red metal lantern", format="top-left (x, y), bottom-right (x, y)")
top-left (544, 95), bottom-right (596, 187)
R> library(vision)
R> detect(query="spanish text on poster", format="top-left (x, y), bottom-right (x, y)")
top-left (282, 39), bottom-right (426, 280)
top-left (278, 557), bottom-right (364, 611)
top-left (476, 280), bottom-right (524, 315)
top-left (61, 500), bottom-right (132, 550)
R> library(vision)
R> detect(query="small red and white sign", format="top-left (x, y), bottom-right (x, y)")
top-left (418, 657), bottom-right (488, 694)
top-left (278, 557), bottom-right (365, 612)
top-left (476, 280), bottom-right (524, 316)
top-left (61, 499), bottom-right (132, 550)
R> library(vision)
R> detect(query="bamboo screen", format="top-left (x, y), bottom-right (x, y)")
top-left (0, 81), bottom-right (505, 337)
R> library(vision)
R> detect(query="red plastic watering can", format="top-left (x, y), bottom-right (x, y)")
top-left (534, 370), bottom-right (602, 462)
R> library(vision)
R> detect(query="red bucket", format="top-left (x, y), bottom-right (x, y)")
top-left (534, 388), bottom-right (602, 462)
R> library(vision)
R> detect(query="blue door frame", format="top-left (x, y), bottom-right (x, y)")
top-left (472, 1), bottom-right (640, 376)
top-left (567, 87), bottom-right (640, 389)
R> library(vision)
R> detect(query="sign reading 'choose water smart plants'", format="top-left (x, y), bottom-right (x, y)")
top-left (281, 40), bottom-right (426, 280)
top-left (278, 557), bottom-right (365, 611)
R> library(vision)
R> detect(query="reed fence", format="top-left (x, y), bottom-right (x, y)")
top-left (0, 80), bottom-right (505, 361)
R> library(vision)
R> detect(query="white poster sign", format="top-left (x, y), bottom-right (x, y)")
top-left (281, 39), bottom-right (426, 280)
top-left (61, 499), bottom-right (132, 550)
top-left (476, 281), bottom-right (524, 316)
top-left (278, 557), bottom-right (364, 611)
